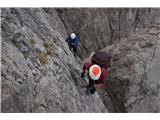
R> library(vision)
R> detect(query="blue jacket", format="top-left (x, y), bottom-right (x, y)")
top-left (66, 34), bottom-right (80, 48)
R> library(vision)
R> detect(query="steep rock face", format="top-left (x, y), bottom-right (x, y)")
top-left (56, 9), bottom-right (160, 112)
top-left (102, 24), bottom-right (160, 112)
top-left (1, 8), bottom-right (107, 112)
top-left (1, 8), bottom-right (160, 113)
top-left (57, 8), bottom-right (160, 59)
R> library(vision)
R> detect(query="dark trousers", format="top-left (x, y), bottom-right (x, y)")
top-left (69, 44), bottom-right (77, 57)
top-left (87, 78), bottom-right (96, 94)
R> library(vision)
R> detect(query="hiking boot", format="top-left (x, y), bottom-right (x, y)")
top-left (86, 89), bottom-right (91, 96)
top-left (86, 86), bottom-right (96, 96)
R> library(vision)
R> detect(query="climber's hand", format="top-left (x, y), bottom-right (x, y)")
top-left (81, 72), bottom-right (85, 80)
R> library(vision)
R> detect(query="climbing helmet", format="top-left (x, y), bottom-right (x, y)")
top-left (89, 64), bottom-right (101, 80)
top-left (70, 33), bottom-right (76, 39)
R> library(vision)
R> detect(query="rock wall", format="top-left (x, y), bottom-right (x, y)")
top-left (57, 8), bottom-right (160, 59)
top-left (1, 8), bottom-right (160, 113)
top-left (1, 8), bottom-right (107, 112)
top-left (102, 24), bottom-right (160, 112)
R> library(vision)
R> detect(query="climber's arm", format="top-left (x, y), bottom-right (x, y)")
top-left (66, 37), bottom-right (70, 43)
top-left (81, 62), bottom-right (91, 78)
top-left (83, 62), bottom-right (91, 72)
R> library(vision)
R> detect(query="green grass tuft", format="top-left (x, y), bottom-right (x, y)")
top-left (30, 39), bottom-right (35, 44)
top-left (43, 42), bottom-right (49, 48)
top-left (38, 51), bottom-right (47, 64)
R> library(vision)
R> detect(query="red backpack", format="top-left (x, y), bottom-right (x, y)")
top-left (91, 51), bottom-right (111, 68)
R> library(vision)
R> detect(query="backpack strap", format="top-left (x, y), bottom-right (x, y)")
top-left (105, 58), bottom-right (111, 68)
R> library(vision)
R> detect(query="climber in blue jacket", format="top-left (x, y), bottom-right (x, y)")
top-left (66, 32), bottom-right (80, 58)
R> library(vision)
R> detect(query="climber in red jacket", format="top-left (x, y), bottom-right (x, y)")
top-left (81, 51), bottom-right (111, 95)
